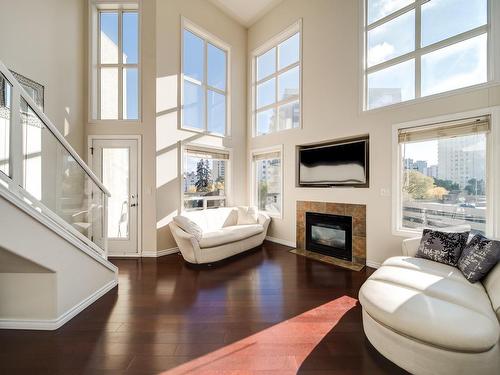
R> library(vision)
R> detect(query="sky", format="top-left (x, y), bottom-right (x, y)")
top-left (101, 12), bottom-right (139, 120)
top-left (367, 0), bottom-right (488, 109)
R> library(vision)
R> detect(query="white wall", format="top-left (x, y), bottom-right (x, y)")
top-left (0, 0), bottom-right (86, 155)
top-left (247, 0), bottom-right (500, 265)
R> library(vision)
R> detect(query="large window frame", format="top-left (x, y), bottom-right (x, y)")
top-left (362, 0), bottom-right (500, 111)
top-left (392, 107), bottom-right (500, 238)
top-left (89, 1), bottom-right (141, 123)
top-left (251, 20), bottom-right (302, 137)
top-left (181, 17), bottom-right (231, 137)
top-left (180, 143), bottom-right (232, 211)
top-left (251, 145), bottom-right (284, 219)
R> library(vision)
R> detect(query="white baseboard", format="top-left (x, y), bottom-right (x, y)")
top-left (108, 247), bottom-right (179, 258)
top-left (265, 236), bottom-right (296, 248)
top-left (141, 247), bottom-right (179, 258)
top-left (366, 260), bottom-right (381, 269)
top-left (0, 279), bottom-right (118, 330)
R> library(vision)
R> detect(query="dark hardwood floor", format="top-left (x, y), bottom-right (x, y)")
top-left (0, 241), bottom-right (407, 374)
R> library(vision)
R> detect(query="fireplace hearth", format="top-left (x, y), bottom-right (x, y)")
top-left (306, 212), bottom-right (352, 261)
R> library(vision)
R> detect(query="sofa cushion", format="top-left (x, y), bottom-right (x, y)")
top-left (237, 206), bottom-right (259, 225)
top-left (359, 256), bottom-right (499, 353)
top-left (416, 229), bottom-right (469, 266)
top-left (177, 207), bottom-right (237, 233)
top-left (458, 234), bottom-right (500, 283)
top-left (199, 224), bottom-right (263, 248)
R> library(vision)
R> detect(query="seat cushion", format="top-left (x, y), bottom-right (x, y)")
top-left (198, 224), bottom-right (264, 248)
top-left (359, 256), bottom-right (499, 353)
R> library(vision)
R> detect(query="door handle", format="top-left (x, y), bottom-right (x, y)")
top-left (131, 203), bottom-right (138, 207)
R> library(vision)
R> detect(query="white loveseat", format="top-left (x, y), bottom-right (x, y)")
top-left (169, 207), bottom-right (271, 264)
top-left (359, 236), bottom-right (500, 375)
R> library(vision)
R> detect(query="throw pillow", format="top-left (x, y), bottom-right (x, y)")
top-left (458, 234), bottom-right (500, 283)
top-left (416, 229), bottom-right (469, 266)
top-left (173, 215), bottom-right (203, 240)
top-left (237, 206), bottom-right (259, 225)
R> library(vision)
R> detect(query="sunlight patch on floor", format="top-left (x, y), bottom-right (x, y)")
top-left (160, 295), bottom-right (358, 374)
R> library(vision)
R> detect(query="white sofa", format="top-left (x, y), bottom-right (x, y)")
top-left (169, 207), bottom-right (271, 264)
top-left (359, 236), bottom-right (500, 375)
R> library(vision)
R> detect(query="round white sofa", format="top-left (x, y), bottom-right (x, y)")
top-left (359, 236), bottom-right (500, 375)
top-left (169, 207), bottom-right (271, 264)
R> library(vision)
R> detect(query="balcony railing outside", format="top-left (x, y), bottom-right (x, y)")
top-left (0, 60), bottom-right (110, 256)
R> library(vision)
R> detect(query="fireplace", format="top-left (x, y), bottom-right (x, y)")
top-left (305, 212), bottom-right (352, 261)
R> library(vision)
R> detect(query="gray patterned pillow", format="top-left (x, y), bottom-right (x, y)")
top-left (416, 229), bottom-right (469, 266)
top-left (458, 234), bottom-right (500, 283)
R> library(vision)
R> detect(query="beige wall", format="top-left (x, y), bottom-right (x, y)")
top-left (155, 0), bottom-right (247, 251)
top-left (0, 0), bottom-right (86, 155)
top-left (247, 0), bottom-right (500, 265)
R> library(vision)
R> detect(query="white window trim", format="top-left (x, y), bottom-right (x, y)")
top-left (180, 17), bottom-right (231, 138)
top-left (250, 144), bottom-right (284, 219)
top-left (251, 19), bottom-right (303, 138)
top-left (179, 142), bottom-right (233, 212)
top-left (391, 106), bottom-right (500, 239)
top-left (88, 0), bottom-right (142, 123)
top-left (360, 0), bottom-right (500, 112)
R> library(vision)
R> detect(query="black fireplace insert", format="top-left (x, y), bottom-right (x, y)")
top-left (305, 212), bottom-right (352, 261)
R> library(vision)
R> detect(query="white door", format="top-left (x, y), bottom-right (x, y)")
top-left (90, 138), bottom-right (139, 255)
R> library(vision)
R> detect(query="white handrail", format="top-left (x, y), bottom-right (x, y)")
top-left (0, 60), bottom-right (111, 196)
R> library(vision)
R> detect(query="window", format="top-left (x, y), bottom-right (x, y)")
top-left (365, 0), bottom-right (490, 110)
top-left (253, 21), bottom-right (301, 136)
top-left (182, 19), bottom-right (229, 136)
top-left (0, 73), bottom-right (12, 177)
top-left (183, 146), bottom-right (229, 210)
top-left (396, 115), bottom-right (490, 234)
top-left (252, 148), bottom-right (282, 217)
top-left (91, 3), bottom-right (139, 120)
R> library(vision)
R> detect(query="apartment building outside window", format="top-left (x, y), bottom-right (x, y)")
top-left (395, 115), bottom-right (490, 235)
top-left (183, 146), bottom-right (230, 210)
top-left (252, 147), bottom-right (283, 217)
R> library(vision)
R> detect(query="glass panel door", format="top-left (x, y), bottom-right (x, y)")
top-left (91, 138), bottom-right (139, 255)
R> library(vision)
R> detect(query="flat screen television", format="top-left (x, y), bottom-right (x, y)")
top-left (297, 136), bottom-right (369, 187)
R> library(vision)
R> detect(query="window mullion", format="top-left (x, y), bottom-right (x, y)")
top-left (415, 0), bottom-right (422, 99)
top-left (204, 39), bottom-right (208, 132)
top-left (366, 2), bottom-right (417, 31)
top-left (275, 47), bottom-right (279, 128)
top-left (118, 9), bottom-right (123, 120)
top-left (97, 12), bottom-right (102, 120)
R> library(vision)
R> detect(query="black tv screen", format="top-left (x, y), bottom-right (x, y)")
top-left (298, 137), bottom-right (369, 187)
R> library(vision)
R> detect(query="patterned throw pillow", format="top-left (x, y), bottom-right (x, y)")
top-left (458, 234), bottom-right (500, 283)
top-left (416, 229), bottom-right (469, 266)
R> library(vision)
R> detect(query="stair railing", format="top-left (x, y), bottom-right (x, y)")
top-left (0, 59), bottom-right (111, 257)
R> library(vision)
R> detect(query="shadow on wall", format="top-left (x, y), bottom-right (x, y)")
top-left (155, 74), bottom-right (227, 251)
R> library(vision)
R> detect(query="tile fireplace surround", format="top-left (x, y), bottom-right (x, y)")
top-left (296, 201), bottom-right (366, 267)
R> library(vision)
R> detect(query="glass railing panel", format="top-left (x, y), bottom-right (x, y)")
top-left (20, 98), bottom-right (106, 250)
top-left (0, 72), bottom-right (12, 177)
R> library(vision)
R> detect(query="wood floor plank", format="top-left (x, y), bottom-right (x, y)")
top-left (0, 241), bottom-right (407, 374)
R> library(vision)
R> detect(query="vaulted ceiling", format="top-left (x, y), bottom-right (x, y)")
top-left (209, 0), bottom-right (284, 27)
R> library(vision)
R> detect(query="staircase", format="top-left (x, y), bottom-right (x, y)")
top-left (0, 61), bottom-right (117, 330)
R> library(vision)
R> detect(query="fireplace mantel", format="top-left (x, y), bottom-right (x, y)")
top-left (296, 201), bottom-right (366, 267)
